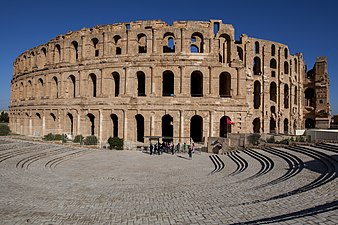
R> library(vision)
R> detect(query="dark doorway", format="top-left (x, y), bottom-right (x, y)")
top-left (135, 114), bottom-right (144, 142)
top-left (191, 71), bottom-right (203, 97)
top-left (284, 118), bottom-right (289, 134)
top-left (220, 116), bottom-right (231, 137)
top-left (190, 115), bottom-right (203, 142)
top-left (253, 118), bottom-right (260, 133)
top-left (305, 118), bottom-right (315, 129)
top-left (162, 71), bottom-right (174, 96)
top-left (89, 73), bottom-right (97, 97)
top-left (67, 113), bottom-right (73, 135)
top-left (137, 71), bottom-right (146, 96)
top-left (87, 113), bottom-right (95, 135)
top-left (162, 114), bottom-right (173, 142)
top-left (270, 117), bottom-right (276, 133)
top-left (111, 114), bottom-right (118, 137)
top-left (219, 72), bottom-right (231, 97)
top-left (254, 81), bottom-right (261, 109)
top-left (113, 72), bottom-right (120, 97)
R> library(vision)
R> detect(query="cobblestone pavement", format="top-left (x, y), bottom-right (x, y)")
top-left (0, 137), bottom-right (337, 225)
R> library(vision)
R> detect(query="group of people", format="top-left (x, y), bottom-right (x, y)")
top-left (148, 142), bottom-right (195, 159)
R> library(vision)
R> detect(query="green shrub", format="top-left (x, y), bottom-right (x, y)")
top-left (54, 134), bottom-right (63, 141)
top-left (84, 135), bottom-right (98, 145)
top-left (248, 133), bottom-right (261, 145)
top-left (296, 136), bottom-right (305, 142)
top-left (280, 139), bottom-right (289, 145)
top-left (267, 136), bottom-right (275, 143)
top-left (107, 136), bottom-right (124, 150)
top-left (0, 124), bottom-right (11, 136)
top-left (43, 133), bottom-right (55, 141)
top-left (73, 135), bottom-right (84, 143)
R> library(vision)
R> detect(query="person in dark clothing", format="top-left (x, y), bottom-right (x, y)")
top-left (188, 146), bottom-right (192, 159)
top-left (150, 144), bottom-right (153, 155)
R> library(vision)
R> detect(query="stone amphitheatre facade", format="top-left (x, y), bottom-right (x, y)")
top-left (9, 19), bottom-right (330, 147)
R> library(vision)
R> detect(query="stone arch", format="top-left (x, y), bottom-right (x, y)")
top-left (220, 116), bottom-right (232, 137)
top-left (137, 71), bottom-right (146, 96)
top-left (284, 48), bottom-right (288, 59)
top-left (38, 47), bottom-right (47, 68)
top-left (253, 57), bottom-right (261, 75)
top-left (113, 35), bottom-right (122, 55)
top-left (65, 113), bottom-right (74, 135)
top-left (87, 113), bottom-right (95, 136)
top-left (218, 34), bottom-right (231, 63)
top-left (92, 38), bottom-right (99, 57)
top-left (32, 112), bottom-right (42, 136)
top-left (67, 75), bottom-right (76, 98)
top-left (54, 44), bottom-right (61, 63)
top-left (112, 72), bottom-right (120, 97)
top-left (37, 78), bottom-right (44, 98)
top-left (294, 58), bottom-right (298, 72)
top-left (70, 41), bottom-right (79, 63)
top-left (237, 46), bottom-right (243, 61)
top-left (254, 81), bottom-right (261, 109)
top-left (253, 118), bottom-right (261, 133)
top-left (270, 82), bottom-right (277, 103)
top-left (110, 114), bottom-right (118, 137)
top-left (255, 41), bottom-right (260, 54)
top-left (191, 32), bottom-right (204, 53)
top-left (219, 72), bottom-right (231, 97)
top-left (89, 73), bottom-right (97, 97)
top-left (191, 71), bottom-right (203, 97)
top-left (270, 58), bottom-right (277, 69)
top-left (162, 114), bottom-right (173, 142)
top-left (190, 115), bottom-right (203, 142)
top-left (26, 80), bottom-right (33, 98)
top-left (51, 76), bottom-right (59, 99)
top-left (135, 114), bottom-right (144, 142)
top-left (19, 82), bottom-right (25, 99)
top-left (163, 32), bottom-right (175, 53)
top-left (137, 33), bottom-right (147, 53)
top-left (284, 61), bottom-right (289, 74)
top-left (271, 44), bottom-right (276, 56)
top-left (162, 70), bottom-right (174, 96)
top-left (46, 113), bottom-right (57, 134)
top-left (305, 88), bottom-right (315, 107)
top-left (284, 84), bottom-right (289, 109)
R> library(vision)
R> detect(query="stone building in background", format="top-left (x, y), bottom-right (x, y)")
top-left (9, 20), bottom-right (330, 147)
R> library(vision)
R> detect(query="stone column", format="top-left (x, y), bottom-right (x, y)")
top-left (99, 109), bottom-right (103, 148)
top-left (42, 115), bottom-right (46, 136)
top-left (179, 110), bottom-right (184, 143)
top-left (150, 66), bottom-right (154, 95)
top-left (209, 111), bottom-right (214, 137)
top-left (123, 110), bottom-right (127, 140)
top-left (29, 116), bottom-right (32, 136)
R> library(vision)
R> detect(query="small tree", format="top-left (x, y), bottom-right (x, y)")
top-left (73, 135), bottom-right (84, 143)
top-left (43, 133), bottom-right (55, 141)
top-left (0, 112), bottom-right (9, 123)
top-left (107, 136), bottom-right (124, 150)
top-left (0, 124), bottom-right (10, 136)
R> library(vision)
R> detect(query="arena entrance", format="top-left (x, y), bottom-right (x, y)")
top-left (162, 114), bottom-right (173, 142)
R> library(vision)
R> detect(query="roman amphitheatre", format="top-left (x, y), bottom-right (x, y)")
top-left (9, 19), bottom-right (330, 147)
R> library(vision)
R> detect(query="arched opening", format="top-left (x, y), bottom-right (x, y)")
top-left (66, 113), bottom-right (74, 135)
top-left (253, 57), bottom-right (261, 75)
top-left (162, 70), bottom-right (174, 96)
top-left (219, 34), bottom-right (231, 63)
top-left (284, 48), bottom-right (288, 59)
top-left (219, 72), bottom-right (231, 97)
top-left (39, 47), bottom-right (47, 68)
top-left (191, 71), bottom-right (203, 97)
top-left (111, 114), bottom-right (118, 137)
top-left (294, 58), bottom-right (298, 72)
top-left (51, 76), bottom-right (58, 98)
top-left (191, 32), bottom-right (204, 53)
top-left (87, 113), bottom-right (95, 136)
top-left (163, 33), bottom-right (175, 53)
top-left (92, 38), bottom-right (99, 57)
top-left (89, 73), bottom-right (97, 97)
top-left (305, 88), bottom-right (315, 107)
top-left (33, 113), bottom-right (42, 136)
top-left (237, 46), bottom-right (243, 61)
top-left (255, 41), bottom-right (260, 54)
top-left (54, 44), bottom-right (61, 63)
top-left (48, 113), bottom-right (57, 134)
top-left (27, 80), bottom-right (32, 98)
top-left (254, 81), bottom-right (261, 109)
top-left (162, 114), bottom-right (173, 142)
top-left (284, 61), bottom-right (289, 74)
top-left (190, 115), bottom-right (203, 142)
top-left (271, 44), bottom-right (276, 56)
top-left (113, 35), bottom-right (122, 55)
top-left (253, 118), bottom-right (260, 133)
top-left (284, 84), bottom-right (289, 109)
top-left (284, 118), bottom-right (289, 134)
top-left (68, 75), bottom-right (76, 98)
top-left (38, 78), bottom-right (44, 98)
top-left (135, 114), bottom-right (144, 142)
top-left (305, 118), bottom-right (315, 129)
top-left (270, 117), bottom-right (276, 133)
top-left (270, 59), bottom-right (277, 69)
top-left (270, 82), bottom-right (277, 102)
top-left (113, 72), bottom-right (120, 97)
top-left (137, 34), bottom-right (147, 53)
top-left (137, 71), bottom-right (146, 96)
top-left (71, 41), bottom-right (79, 62)
top-left (220, 116), bottom-right (232, 137)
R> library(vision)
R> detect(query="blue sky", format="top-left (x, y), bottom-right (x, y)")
top-left (0, 0), bottom-right (337, 114)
